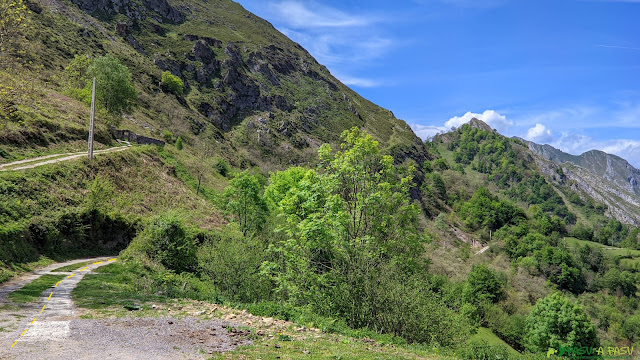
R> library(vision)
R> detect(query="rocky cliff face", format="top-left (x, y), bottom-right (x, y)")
top-left (58, 0), bottom-right (429, 168)
top-left (69, 0), bottom-right (185, 22)
top-left (525, 140), bottom-right (640, 226)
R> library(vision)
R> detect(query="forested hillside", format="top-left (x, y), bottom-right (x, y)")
top-left (0, 1), bottom-right (639, 359)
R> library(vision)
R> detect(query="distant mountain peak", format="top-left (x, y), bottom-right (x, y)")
top-left (468, 118), bottom-right (493, 132)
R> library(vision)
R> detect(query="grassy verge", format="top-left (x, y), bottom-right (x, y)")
top-left (468, 327), bottom-right (519, 356)
top-left (210, 333), bottom-right (444, 360)
top-left (73, 262), bottom-right (169, 312)
top-left (0, 256), bottom-right (55, 284)
top-left (8, 274), bottom-right (66, 303)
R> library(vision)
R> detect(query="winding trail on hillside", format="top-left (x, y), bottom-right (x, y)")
top-left (0, 257), bottom-right (248, 359)
top-left (0, 144), bottom-right (131, 172)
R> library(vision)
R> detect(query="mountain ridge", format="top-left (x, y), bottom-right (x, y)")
top-left (519, 138), bottom-right (640, 225)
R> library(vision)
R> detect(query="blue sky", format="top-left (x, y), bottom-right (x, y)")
top-left (235, 0), bottom-right (640, 167)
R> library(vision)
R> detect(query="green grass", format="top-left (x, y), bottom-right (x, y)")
top-left (0, 256), bottom-right (55, 284)
top-left (51, 261), bottom-right (94, 273)
top-left (563, 237), bottom-right (640, 257)
top-left (72, 262), bottom-right (168, 311)
top-left (564, 237), bottom-right (640, 272)
top-left (7, 274), bottom-right (66, 303)
top-left (210, 332), bottom-right (446, 360)
top-left (468, 327), bottom-right (519, 356)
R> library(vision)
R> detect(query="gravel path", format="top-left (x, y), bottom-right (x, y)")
top-left (0, 258), bottom-right (249, 359)
top-left (0, 145), bottom-right (131, 172)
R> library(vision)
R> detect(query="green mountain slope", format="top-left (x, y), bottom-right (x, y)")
top-left (2, 1), bottom-right (640, 356)
top-left (0, 0), bottom-right (428, 170)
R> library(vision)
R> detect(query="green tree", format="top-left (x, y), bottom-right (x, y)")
top-left (463, 264), bottom-right (504, 304)
top-left (175, 136), bottom-right (183, 150)
top-left (161, 71), bottom-right (184, 95)
top-left (64, 54), bottom-right (92, 89)
top-left (86, 54), bottom-right (137, 114)
top-left (261, 129), bottom-right (470, 344)
top-left (223, 170), bottom-right (268, 236)
top-left (525, 293), bottom-right (599, 353)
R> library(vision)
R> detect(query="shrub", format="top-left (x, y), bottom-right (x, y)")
top-left (123, 212), bottom-right (196, 273)
top-left (161, 71), bottom-right (184, 95)
top-left (622, 314), bottom-right (640, 342)
top-left (196, 226), bottom-right (271, 302)
top-left (214, 158), bottom-right (230, 177)
top-left (263, 128), bottom-right (471, 345)
top-left (175, 136), bottom-right (183, 150)
top-left (458, 339), bottom-right (511, 360)
top-left (223, 170), bottom-right (268, 236)
top-left (161, 130), bottom-right (173, 143)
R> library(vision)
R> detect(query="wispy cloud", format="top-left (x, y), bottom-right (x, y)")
top-left (596, 44), bottom-right (640, 51)
top-left (552, 133), bottom-right (640, 168)
top-left (333, 74), bottom-right (380, 88)
top-left (413, 0), bottom-right (509, 8)
top-left (411, 124), bottom-right (447, 139)
top-left (269, 1), bottom-right (377, 28)
top-left (258, 1), bottom-right (397, 88)
top-left (585, 0), bottom-right (640, 2)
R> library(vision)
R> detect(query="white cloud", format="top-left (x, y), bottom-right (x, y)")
top-left (600, 140), bottom-right (640, 168)
top-left (256, 1), bottom-right (395, 89)
top-left (410, 110), bottom-right (512, 140)
top-left (410, 124), bottom-right (448, 139)
top-left (596, 44), bottom-right (640, 51)
top-left (444, 110), bottom-right (513, 132)
top-left (543, 132), bottom-right (640, 168)
top-left (270, 1), bottom-right (375, 29)
top-left (525, 124), bottom-right (554, 144)
top-left (334, 74), bottom-right (380, 88)
top-left (552, 132), bottom-right (593, 154)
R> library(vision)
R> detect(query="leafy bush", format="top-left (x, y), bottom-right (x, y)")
top-left (197, 226), bottom-right (271, 302)
top-left (214, 158), bottom-right (230, 177)
top-left (161, 71), bottom-right (184, 95)
top-left (123, 212), bottom-right (196, 273)
top-left (161, 130), bottom-right (173, 143)
top-left (458, 339), bottom-right (511, 360)
top-left (223, 170), bottom-right (268, 236)
top-left (459, 187), bottom-right (526, 231)
top-left (175, 136), bottom-right (183, 150)
top-left (622, 314), bottom-right (640, 342)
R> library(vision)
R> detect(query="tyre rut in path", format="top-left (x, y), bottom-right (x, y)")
top-left (0, 145), bottom-right (131, 172)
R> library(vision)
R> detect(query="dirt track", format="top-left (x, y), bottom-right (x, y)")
top-left (0, 258), bottom-right (248, 359)
top-left (0, 145), bottom-right (131, 172)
